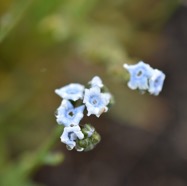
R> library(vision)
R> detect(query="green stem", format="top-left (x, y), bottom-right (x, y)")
top-left (23, 125), bottom-right (64, 177)
top-left (0, 124), bottom-right (64, 185)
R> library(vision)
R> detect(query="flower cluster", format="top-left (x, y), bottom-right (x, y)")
top-left (123, 61), bottom-right (166, 95)
top-left (55, 76), bottom-right (113, 151)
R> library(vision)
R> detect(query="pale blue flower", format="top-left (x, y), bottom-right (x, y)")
top-left (123, 61), bottom-right (154, 90)
top-left (60, 125), bottom-right (84, 150)
top-left (148, 69), bottom-right (166, 96)
top-left (56, 100), bottom-right (85, 126)
top-left (55, 83), bottom-right (84, 101)
top-left (89, 76), bottom-right (103, 88)
top-left (83, 87), bottom-right (111, 117)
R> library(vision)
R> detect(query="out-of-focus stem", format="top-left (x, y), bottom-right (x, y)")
top-left (0, 0), bottom-right (33, 42)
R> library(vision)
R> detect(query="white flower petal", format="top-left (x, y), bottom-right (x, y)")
top-left (56, 100), bottom-right (85, 126)
top-left (123, 61), bottom-right (154, 91)
top-left (60, 126), bottom-right (84, 150)
top-left (83, 87), bottom-right (111, 117)
top-left (148, 69), bottom-right (165, 96)
top-left (55, 83), bottom-right (85, 101)
top-left (89, 76), bottom-right (103, 88)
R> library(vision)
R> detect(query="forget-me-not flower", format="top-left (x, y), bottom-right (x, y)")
top-left (56, 100), bottom-right (85, 126)
top-left (55, 83), bottom-right (85, 101)
top-left (148, 69), bottom-right (166, 96)
top-left (83, 87), bottom-right (111, 117)
top-left (89, 76), bottom-right (103, 88)
top-left (123, 61), bottom-right (154, 90)
top-left (60, 125), bottom-right (84, 150)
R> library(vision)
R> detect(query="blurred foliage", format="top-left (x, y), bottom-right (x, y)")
top-left (0, 0), bottom-right (180, 185)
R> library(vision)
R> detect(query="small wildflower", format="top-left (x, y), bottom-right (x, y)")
top-left (83, 87), bottom-right (111, 117)
top-left (60, 125), bottom-right (84, 150)
top-left (55, 76), bottom-right (114, 152)
top-left (89, 76), bottom-right (103, 88)
top-left (148, 69), bottom-right (166, 96)
top-left (55, 83), bottom-right (84, 101)
top-left (123, 61), bottom-right (154, 90)
top-left (56, 100), bottom-right (85, 126)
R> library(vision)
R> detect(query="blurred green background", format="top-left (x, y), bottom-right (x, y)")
top-left (1, 0), bottom-right (187, 186)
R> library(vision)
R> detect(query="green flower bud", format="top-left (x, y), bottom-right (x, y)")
top-left (90, 131), bottom-right (101, 144)
top-left (76, 124), bottom-right (101, 152)
top-left (82, 124), bottom-right (95, 138)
